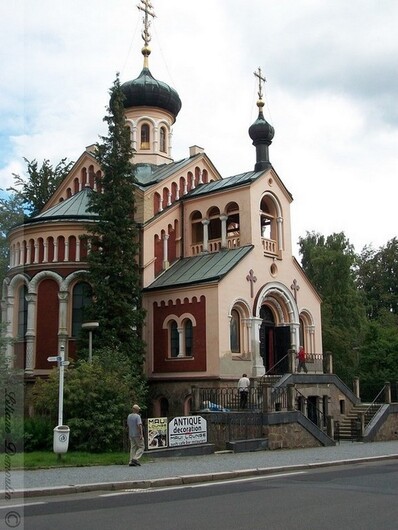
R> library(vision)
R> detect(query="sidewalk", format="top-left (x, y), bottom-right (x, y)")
top-left (2, 440), bottom-right (398, 499)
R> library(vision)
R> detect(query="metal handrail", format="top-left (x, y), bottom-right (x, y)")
top-left (295, 388), bottom-right (327, 430)
top-left (363, 385), bottom-right (385, 428)
top-left (260, 353), bottom-right (290, 381)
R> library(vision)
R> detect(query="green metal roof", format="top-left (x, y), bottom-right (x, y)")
top-left (133, 156), bottom-right (199, 188)
top-left (145, 245), bottom-right (253, 291)
top-left (25, 187), bottom-right (98, 225)
top-left (184, 171), bottom-right (264, 198)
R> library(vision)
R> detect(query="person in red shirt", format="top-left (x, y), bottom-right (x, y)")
top-left (297, 346), bottom-right (308, 373)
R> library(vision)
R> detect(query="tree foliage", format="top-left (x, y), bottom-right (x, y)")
top-left (32, 349), bottom-right (142, 452)
top-left (298, 231), bottom-right (368, 383)
top-left (0, 193), bottom-right (25, 292)
top-left (9, 157), bottom-right (73, 216)
top-left (356, 238), bottom-right (398, 320)
top-left (85, 75), bottom-right (146, 391)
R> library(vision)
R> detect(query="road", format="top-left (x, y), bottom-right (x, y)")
top-left (3, 461), bottom-right (398, 530)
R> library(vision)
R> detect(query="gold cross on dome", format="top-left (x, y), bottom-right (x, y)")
top-left (137, 0), bottom-right (156, 48)
top-left (254, 67), bottom-right (266, 100)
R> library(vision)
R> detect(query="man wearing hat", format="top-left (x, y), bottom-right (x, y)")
top-left (127, 404), bottom-right (144, 466)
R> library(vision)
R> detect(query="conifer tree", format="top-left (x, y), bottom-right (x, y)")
top-left (86, 74), bottom-right (146, 379)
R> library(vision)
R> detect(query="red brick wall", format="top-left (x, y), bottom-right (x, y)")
top-left (153, 296), bottom-right (207, 373)
top-left (36, 279), bottom-right (59, 369)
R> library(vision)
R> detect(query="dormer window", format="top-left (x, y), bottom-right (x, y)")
top-left (140, 123), bottom-right (150, 150)
top-left (160, 126), bottom-right (167, 153)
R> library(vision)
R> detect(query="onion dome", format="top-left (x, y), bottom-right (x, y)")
top-left (121, 67), bottom-right (182, 120)
top-left (248, 99), bottom-right (274, 171)
top-left (249, 101), bottom-right (275, 146)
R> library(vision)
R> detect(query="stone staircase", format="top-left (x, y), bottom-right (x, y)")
top-left (336, 403), bottom-right (382, 440)
top-left (260, 374), bottom-right (283, 387)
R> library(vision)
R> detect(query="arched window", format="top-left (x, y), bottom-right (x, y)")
top-left (72, 282), bottom-right (92, 337)
top-left (260, 194), bottom-right (280, 255)
top-left (170, 320), bottom-right (179, 357)
top-left (230, 309), bottom-right (240, 353)
top-left (184, 319), bottom-right (193, 356)
top-left (191, 211), bottom-right (203, 244)
top-left (18, 285), bottom-right (28, 338)
top-left (160, 126), bottom-right (167, 152)
top-left (140, 123), bottom-right (150, 150)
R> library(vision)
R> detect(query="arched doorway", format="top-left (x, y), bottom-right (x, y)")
top-left (259, 305), bottom-right (290, 374)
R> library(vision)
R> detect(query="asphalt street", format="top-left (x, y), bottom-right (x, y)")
top-left (2, 440), bottom-right (398, 499)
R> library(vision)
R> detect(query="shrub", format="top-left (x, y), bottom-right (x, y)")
top-left (32, 349), bottom-right (144, 452)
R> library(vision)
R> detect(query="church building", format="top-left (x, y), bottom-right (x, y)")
top-left (2, 1), bottom-right (324, 417)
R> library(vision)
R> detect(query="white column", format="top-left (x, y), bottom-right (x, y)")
top-left (76, 239), bottom-right (81, 262)
top-left (53, 240), bottom-right (59, 262)
top-left (277, 217), bottom-right (283, 251)
top-left (4, 294), bottom-right (14, 367)
top-left (162, 234), bottom-right (169, 269)
top-left (132, 125), bottom-right (137, 152)
top-left (33, 241), bottom-right (39, 264)
top-left (26, 243), bottom-right (32, 264)
top-left (21, 244), bottom-right (25, 266)
top-left (25, 293), bottom-right (37, 374)
top-left (251, 317), bottom-right (265, 377)
top-left (167, 190), bottom-right (172, 207)
top-left (43, 240), bottom-right (48, 263)
top-left (177, 326), bottom-right (184, 357)
top-left (153, 126), bottom-right (159, 152)
top-left (290, 322), bottom-right (299, 354)
top-left (198, 170), bottom-right (203, 185)
top-left (220, 214), bottom-right (228, 249)
top-left (202, 220), bottom-right (209, 252)
top-left (64, 239), bottom-right (69, 261)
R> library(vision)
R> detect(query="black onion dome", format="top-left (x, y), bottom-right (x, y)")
top-left (121, 67), bottom-right (182, 119)
top-left (248, 110), bottom-right (275, 146)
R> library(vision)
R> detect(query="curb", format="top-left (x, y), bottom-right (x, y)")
top-left (6, 453), bottom-right (398, 499)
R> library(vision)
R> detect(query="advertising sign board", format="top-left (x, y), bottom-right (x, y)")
top-left (147, 417), bottom-right (168, 449)
top-left (168, 416), bottom-right (207, 447)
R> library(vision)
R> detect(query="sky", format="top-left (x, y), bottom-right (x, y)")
top-left (1, 0), bottom-right (397, 257)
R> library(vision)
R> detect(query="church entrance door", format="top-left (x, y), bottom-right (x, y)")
top-left (259, 306), bottom-right (290, 374)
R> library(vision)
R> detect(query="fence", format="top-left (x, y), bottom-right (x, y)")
top-left (200, 412), bottom-right (263, 450)
top-left (198, 386), bottom-right (263, 411)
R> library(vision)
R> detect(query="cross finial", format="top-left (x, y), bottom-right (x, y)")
top-left (137, 0), bottom-right (156, 66)
top-left (254, 67), bottom-right (266, 101)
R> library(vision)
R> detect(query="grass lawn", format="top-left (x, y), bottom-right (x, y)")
top-left (1, 451), bottom-right (132, 470)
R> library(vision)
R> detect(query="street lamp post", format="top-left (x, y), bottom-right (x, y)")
top-left (82, 321), bottom-right (99, 363)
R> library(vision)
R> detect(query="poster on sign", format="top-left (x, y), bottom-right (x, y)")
top-left (168, 416), bottom-right (207, 447)
top-left (147, 417), bottom-right (168, 449)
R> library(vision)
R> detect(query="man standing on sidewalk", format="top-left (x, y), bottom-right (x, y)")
top-left (127, 404), bottom-right (144, 466)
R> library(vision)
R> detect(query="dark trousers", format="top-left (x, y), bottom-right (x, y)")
top-left (239, 390), bottom-right (248, 408)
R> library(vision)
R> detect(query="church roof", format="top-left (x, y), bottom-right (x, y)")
top-left (24, 187), bottom-right (98, 225)
top-left (133, 157), bottom-right (195, 188)
top-left (145, 245), bottom-right (253, 291)
top-left (185, 171), bottom-right (264, 197)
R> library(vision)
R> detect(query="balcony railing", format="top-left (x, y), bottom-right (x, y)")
top-left (262, 237), bottom-right (277, 255)
top-left (191, 235), bottom-right (241, 256)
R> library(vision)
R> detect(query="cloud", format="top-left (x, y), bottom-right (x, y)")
top-left (0, 0), bottom-right (396, 255)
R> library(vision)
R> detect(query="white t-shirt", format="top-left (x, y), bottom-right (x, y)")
top-left (238, 377), bottom-right (250, 391)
